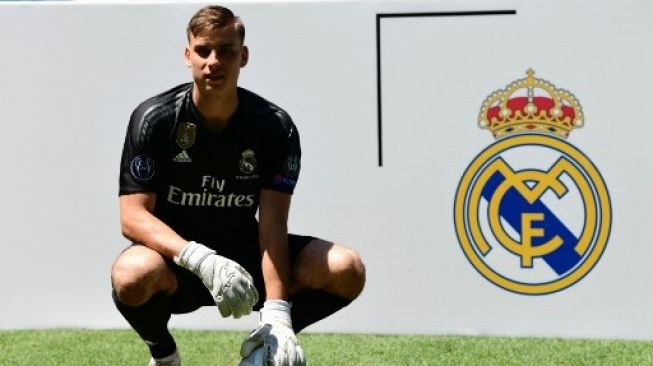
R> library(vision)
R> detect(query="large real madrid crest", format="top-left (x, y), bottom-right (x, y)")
top-left (454, 69), bottom-right (611, 295)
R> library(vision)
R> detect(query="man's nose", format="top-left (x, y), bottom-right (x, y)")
top-left (207, 50), bottom-right (221, 68)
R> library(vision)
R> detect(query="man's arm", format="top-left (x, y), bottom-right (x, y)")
top-left (258, 188), bottom-right (292, 300)
top-left (120, 192), bottom-right (258, 318)
top-left (119, 192), bottom-right (187, 259)
top-left (240, 188), bottom-right (305, 365)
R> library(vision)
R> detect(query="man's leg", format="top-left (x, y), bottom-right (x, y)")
top-left (288, 238), bottom-right (366, 332)
top-left (111, 245), bottom-right (179, 359)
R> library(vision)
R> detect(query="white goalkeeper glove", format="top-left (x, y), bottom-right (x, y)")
top-left (174, 241), bottom-right (258, 319)
top-left (240, 300), bottom-right (306, 366)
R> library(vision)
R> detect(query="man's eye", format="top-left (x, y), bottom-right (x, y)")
top-left (218, 48), bottom-right (235, 58)
top-left (196, 48), bottom-right (211, 58)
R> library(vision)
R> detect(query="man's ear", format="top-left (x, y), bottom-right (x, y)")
top-left (184, 46), bottom-right (192, 67)
top-left (240, 45), bottom-right (249, 68)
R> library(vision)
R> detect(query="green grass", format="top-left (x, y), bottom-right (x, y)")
top-left (0, 330), bottom-right (652, 365)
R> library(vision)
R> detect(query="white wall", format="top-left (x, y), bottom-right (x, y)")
top-left (1, 0), bottom-right (652, 340)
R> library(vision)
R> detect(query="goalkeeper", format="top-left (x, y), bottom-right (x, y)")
top-left (111, 5), bottom-right (366, 366)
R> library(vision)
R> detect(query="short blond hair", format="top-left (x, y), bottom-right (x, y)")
top-left (186, 5), bottom-right (245, 44)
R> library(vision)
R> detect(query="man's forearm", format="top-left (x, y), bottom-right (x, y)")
top-left (120, 195), bottom-right (187, 259)
top-left (260, 230), bottom-right (291, 300)
top-left (257, 189), bottom-right (293, 301)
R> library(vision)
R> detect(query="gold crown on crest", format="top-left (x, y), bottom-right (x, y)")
top-left (479, 69), bottom-right (584, 139)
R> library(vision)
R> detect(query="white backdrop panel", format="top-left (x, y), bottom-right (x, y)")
top-left (0, 0), bottom-right (651, 339)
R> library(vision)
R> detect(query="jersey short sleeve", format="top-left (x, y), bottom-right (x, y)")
top-left (260, 109), bottom-right (301, 194)
top-left (119, 106), bottom-right (167, 195)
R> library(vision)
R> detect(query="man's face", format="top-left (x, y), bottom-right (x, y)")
top-left (185, 24), bottom-right (248, 95)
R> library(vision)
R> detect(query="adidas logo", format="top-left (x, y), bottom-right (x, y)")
top-left (173, 150), bottom-right (192, 163)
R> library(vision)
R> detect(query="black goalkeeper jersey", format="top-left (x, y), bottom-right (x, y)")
top-left (119, 83), bottom-right (301, 251)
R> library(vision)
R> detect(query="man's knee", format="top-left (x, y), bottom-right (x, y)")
top-left (111, 246), bottom-right (175, 306)
top-left (330, 246), bottom-right (366, 298)
top-left (293, 240), bottom-right (366, 299)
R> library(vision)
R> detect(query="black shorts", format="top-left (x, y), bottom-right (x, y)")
top-left (167, 234), bottom-right (315, 314)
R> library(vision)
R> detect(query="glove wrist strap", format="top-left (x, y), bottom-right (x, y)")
top-left (173, 241), bottom-right (216, 271)
top-left (261, 300), bottom-right (292, 326)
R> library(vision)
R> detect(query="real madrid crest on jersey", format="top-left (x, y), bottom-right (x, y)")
top-left (454, 69), bottom-right (611, 295)
top-left (239, 149), bottom-right (257, 175)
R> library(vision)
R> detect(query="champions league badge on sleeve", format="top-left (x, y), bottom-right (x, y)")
top-left (454, 69), bottom-right (611, 295)
top-left (130, 154), bottom-right (155, 182)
